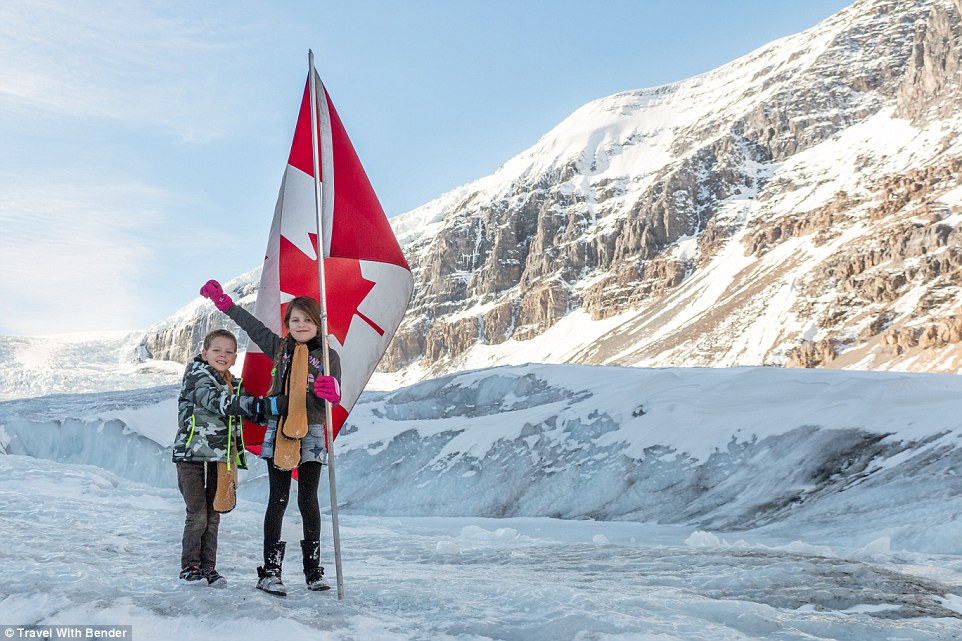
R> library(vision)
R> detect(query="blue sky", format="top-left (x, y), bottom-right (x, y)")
top-left (0, 0), bottom-right (853, 336)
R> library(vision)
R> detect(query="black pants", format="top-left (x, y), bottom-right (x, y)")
top-left (264, 459), bottom-right (322, 545)
top-left (176, 461), bottom-right (219, 569)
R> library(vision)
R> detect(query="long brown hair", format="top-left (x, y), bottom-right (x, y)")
top-left (267, 296), bottom-right (322, 396)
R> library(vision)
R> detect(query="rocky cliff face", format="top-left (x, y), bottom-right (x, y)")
top-left (142, 0), bottom-right (962, 380)
top-left (379, 0), bottom-right (962, 378)
top-left (897, 0), bottom-right (962, 123)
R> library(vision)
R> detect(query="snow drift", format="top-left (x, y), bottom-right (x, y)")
top-left (2, 364), bottom-right (959, 555)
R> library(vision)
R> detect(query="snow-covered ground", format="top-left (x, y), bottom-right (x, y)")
top-left (2, 455), bottom-right (960, 640)
top-left (1, 364), bottom-right (960, 639)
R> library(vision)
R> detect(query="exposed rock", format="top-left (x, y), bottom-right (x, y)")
top-left (918, 315), bottom-right (962, 348)
top-left (896, 0), bottom-right (962, 123)
top-left (858, 312), bottom-right (895, 341)
top-left (785, 339), bottom-right (841, 368)
top-left (881, 326), bottom-right (922, 355)
top-left (515, 280), bottom-right (571, 340)
top-left (744, 197), bottom-right (856, 257)
top-left (482, 300), bottom-right (517, 345)
top-left (423, 315), bottom-right (481, 363)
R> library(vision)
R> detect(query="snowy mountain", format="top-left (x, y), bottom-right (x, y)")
top-left (126, 0), bottom-right (962, 386)
top-left (382, 0), bottom-right (962, 378)
top-left (2, 365), bottom-right (960, 638)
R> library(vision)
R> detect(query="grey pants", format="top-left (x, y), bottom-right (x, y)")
top-left (176, 461), bottom-right (220, 569)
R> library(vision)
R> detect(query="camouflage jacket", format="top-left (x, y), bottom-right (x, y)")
top-left (226, 304), bottom-right (341, 425)
top-left (171, 356), bottom-right (257, 467)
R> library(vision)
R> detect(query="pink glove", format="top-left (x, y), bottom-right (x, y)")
top-left (199, 279), bottom-right (233, 312)
top-left (313, 375), bottom-right (341, 405)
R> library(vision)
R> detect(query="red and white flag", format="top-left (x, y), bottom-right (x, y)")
top-left (242, 72), bottom-right (413, 453)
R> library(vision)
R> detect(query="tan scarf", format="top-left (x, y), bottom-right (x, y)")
top-left (280, 343), bottom-right (309, 439)
top-left (274, 343), bottom-right (309, 470)
top-left (213, 372), bottom-right (239, 513)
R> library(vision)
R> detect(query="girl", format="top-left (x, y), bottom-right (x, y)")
top-left (200, 279), bottom-right (342, 596)
top-left (172, 329), bottom-right (260, 587)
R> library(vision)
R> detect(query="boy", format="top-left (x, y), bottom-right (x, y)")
top-left (171, 329), bottom-right (263, 586)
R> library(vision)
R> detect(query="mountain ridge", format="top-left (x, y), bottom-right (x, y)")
top-left (134, 0), bottom-right (961, 382)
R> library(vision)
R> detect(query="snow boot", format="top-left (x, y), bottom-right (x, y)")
top-left (201, 567), bottom-right (226, 588)
top-left (256, 541), bottom-right (287, 596)
top-left (301, 539), bottom-right (331, 592)
top-left (179, 565), bottom-right (203, 583)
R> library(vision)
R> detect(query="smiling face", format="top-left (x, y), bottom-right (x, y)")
top-left (287, 308), bottom-right (319, 343)
top-left (202, 336), bottom-right (237, 374)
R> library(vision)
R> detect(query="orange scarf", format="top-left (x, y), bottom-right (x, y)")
top-left (279, 343), bottom-right (309, 439)
top-left (274, 343), bottom-right (309, 470)
top-left (214, 371), bottom-right (238, 513)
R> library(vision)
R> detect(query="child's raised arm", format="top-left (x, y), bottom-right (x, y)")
top-left (200, 279), bottom-right (281, 356)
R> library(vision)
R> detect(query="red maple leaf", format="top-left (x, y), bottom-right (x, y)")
top-left (277, 232), bottom-right (383, 345)
top-left (325, 257), bottom-right (384, 345)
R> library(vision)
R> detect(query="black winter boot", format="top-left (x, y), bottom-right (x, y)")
top-left (200, 567), bottom-right (226, 588)
top-left (256, 540), bottom-right (287, 596)
top-left (301, 540), bottom-right (331, 591)
top-left (179, 565), bottom-right (203, 583)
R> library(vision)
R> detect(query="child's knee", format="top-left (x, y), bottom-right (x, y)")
top-left (266, 495), bottom-right (289, 520)
top-left (270, 490), bottom-right (289, 508)
top-left (185, 509), bottom-right (207, 528)
top-left (297, 493), bottom-right (317, 512)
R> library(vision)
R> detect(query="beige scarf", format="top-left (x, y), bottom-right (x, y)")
top-left (274, 343), bottom-right (309, 470)
top-left (213, 372), bottom-right (239, 513)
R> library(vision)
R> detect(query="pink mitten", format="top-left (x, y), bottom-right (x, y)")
top-left (313, 375), bottom-right (341, 404)
top-left (199, 279), bottom-right (233, 312)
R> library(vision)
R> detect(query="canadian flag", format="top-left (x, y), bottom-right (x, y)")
top-left (242, 72), bottom-right (413, 452)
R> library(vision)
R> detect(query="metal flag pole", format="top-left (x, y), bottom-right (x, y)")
top-left (308, 48), bottom-right (345, 600)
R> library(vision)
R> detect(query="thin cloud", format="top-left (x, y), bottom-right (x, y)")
top-left (0, 177), bottom-right (180, 334)
top-left (0, 0), bottom-right (273, 143)
top-left (0, 0), bottom-right (290, 337)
